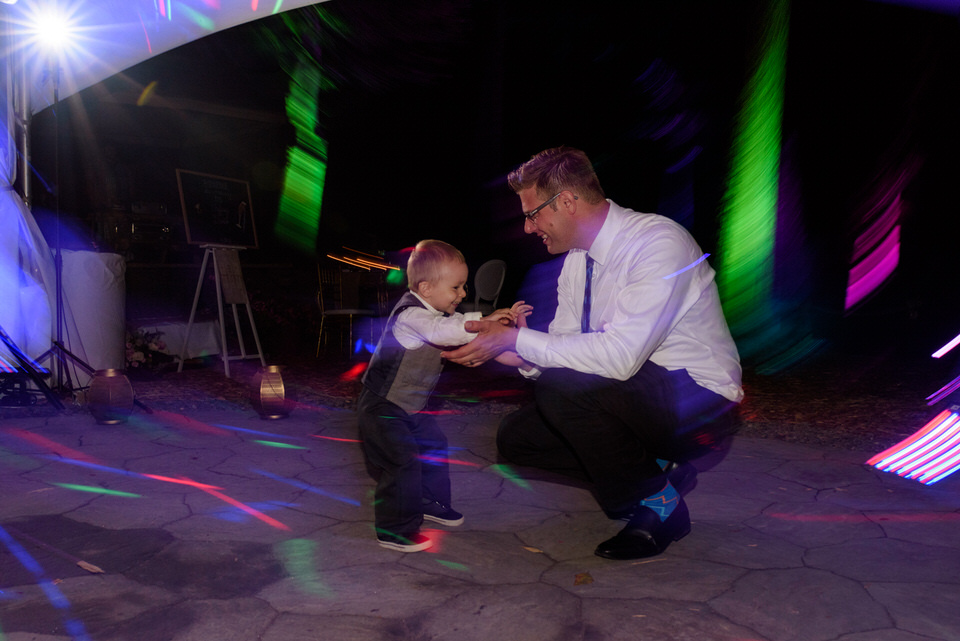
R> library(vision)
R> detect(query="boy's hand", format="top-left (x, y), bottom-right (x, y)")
top-left (511, 301), bottom-right (533, 329)
top-left (482, 308), bottom-right (514, 325)
top-left (483, 301), bottom-right (533, 328)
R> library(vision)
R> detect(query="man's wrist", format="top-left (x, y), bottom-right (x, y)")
top-left (506, 326), bottom-right (520, 351)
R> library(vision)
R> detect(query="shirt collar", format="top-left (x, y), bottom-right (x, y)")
top-left (586, 199), bottom-right (625, 266)
top-left (411, 291), bottom-right (444, 315)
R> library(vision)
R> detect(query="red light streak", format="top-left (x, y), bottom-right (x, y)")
top-left (140, 474), bottom-right (222, 490)
top-left (339, 362), bottom-right (367, 382)
top-left (146, 410), bottom-right (232, 436)
top-left (3, 428), bottom-right (99, 464)
top-left (137, 11), bottom-right (153, 53)
top-left (311, 435), bottom-right (363, 443)
top-left (419, 455), bottom-right (480, 467)
top-left (423, 528), bottom-right (446, 554)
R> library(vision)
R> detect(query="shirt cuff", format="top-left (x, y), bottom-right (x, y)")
top-left (516, 327), bottom-right (550, 364)
top-left (519, 365), bottom-right (541, 380)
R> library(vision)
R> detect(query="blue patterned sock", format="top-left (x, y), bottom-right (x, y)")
top-left (639, 481), bottom-right (679, 521)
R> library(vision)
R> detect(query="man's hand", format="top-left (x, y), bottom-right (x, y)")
top-left (441, 319), bottom-right (519, 367)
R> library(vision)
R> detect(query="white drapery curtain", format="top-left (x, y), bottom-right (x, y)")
top-left (0, 33), bottom-right (56, 362)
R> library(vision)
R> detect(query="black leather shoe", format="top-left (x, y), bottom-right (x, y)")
top-left (594, 497), bottom-right (691, 560)
top-left (663, 461), bottom-right (697, 496)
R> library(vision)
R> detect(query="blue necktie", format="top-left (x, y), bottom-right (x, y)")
top-left (582, 255), bottom-right (594, 334)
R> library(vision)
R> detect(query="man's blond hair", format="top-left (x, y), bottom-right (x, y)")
top-left (507, 146), bottom-right (606, 205)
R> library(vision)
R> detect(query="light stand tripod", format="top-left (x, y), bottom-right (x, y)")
top-left (0, 323), bottom-right (63, 409)
top-left (34, 52), bottom-right (79, 396)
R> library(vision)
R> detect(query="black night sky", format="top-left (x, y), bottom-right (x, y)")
top-left (32, 0), bottom-right (960, 355)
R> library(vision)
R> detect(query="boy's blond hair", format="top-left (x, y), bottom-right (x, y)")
top-left (406, 240), bottom-right (466, 291)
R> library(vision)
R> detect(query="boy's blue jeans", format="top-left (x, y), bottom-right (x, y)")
top-left (357, 388), bottom-right (452, 538)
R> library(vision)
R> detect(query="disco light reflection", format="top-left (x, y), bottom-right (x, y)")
top-left (866, 409), bottom-right (960, 485)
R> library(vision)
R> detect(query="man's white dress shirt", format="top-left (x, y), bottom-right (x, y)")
top-left (516, 200), bottom-right (743, 403)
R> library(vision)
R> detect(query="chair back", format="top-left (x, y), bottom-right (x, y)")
top-left (471, 259), bottom-right (506, 309)
top-left (318, 265), bottom-right (367, 313)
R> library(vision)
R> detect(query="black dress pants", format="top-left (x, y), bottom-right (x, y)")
top-left (357, 388), bottom-right (452, 537)
top-left (497, 361), bottom-right (737, 515)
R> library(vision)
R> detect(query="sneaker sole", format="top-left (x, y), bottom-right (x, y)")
top-left (378, 538), bottom-right (433, 552)
top-left (423, 514), bottom-right (464, 527)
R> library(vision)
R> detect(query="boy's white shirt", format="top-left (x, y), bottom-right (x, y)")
top-left (393, 291), bottom-right (483, 350)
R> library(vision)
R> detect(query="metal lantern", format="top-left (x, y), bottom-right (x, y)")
top-left (251, 365), bottom-right (290, 419)
top-left (88, 369), bottom-right (135, 424)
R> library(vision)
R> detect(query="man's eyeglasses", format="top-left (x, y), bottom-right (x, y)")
top-left (523, 191), bottom-right (562, 223)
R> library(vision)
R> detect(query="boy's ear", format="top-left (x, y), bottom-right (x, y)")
top-left (415, 280), bottom-right (432, 298)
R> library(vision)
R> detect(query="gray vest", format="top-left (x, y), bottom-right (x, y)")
top-left (361, 291), bottom-right (444, 414)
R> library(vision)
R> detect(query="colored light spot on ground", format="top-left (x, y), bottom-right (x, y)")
top-left (490, 464), bottom-right (530, 489)
top-left (51, 483), bottom-right (141, 498)
top-left (312, 434), bottom-right (363, 443)
top-left (253, 440), bottom-right (308, 450)
top-left (276, 539), bottom-right (333, 596)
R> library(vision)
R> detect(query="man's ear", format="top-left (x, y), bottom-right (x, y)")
top-left (559, 190), bottom-right (578, 213)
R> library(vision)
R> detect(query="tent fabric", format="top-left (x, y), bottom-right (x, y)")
top-left (5, 0), bottom-right (328, 115)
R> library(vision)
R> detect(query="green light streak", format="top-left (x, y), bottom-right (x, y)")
top-left (275, 538), bottom-right (333, 596)
top-left (52, 483), bottom-right (141, 498)
top-left (489, 464), bottom-right (530, 490)
top-left (274, 60), bottom-right (328, 253)
top-left (173, 2), bottom-right (215, 31)
top-left (717, 0), bottom-right (789, 344)
top-left (253, 440), bottom-right (308, 450)
top-left (435, 559), bottom-right (470, 572)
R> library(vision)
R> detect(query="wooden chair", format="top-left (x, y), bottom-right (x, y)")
top-left (316, 265), bottom-right (376, 357)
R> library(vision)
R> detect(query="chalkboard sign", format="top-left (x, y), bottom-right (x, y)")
top-left (177, 169), bottom-right (258, 249)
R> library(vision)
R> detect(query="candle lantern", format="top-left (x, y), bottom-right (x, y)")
top-left (251, 365), bottom-right (291, 419)
top-left (88, 369), bottom-right (135, 424)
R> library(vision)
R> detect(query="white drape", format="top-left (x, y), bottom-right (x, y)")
top-left (1, 37), bottom-right (55, 362)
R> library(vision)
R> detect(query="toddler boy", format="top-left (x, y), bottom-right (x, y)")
top-left (358, 239), bottom-right (528, 552)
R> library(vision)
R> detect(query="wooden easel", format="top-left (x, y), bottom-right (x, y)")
top-left (177, 245), bottom-right (265, 378)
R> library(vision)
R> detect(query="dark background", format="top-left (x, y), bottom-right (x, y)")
top-left (26, 0), bottom-right (960, 363)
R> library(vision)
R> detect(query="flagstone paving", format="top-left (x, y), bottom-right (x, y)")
top-left (2, 403), bottom-right (959, 641)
